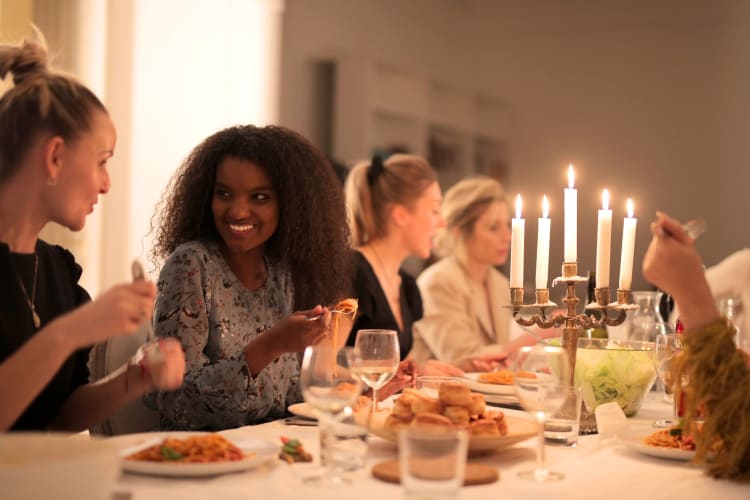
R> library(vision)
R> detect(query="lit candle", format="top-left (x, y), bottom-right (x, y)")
top-left (564, 165), bottom-right (577, 263)
top-left (535, 195), bottom-right (551, 289)
top-left (618, 198), bottom-right (637, 290)
top-left (510, 194), bottom-right (525, 288)
top-left (595, 189), bottom-right (612, 289)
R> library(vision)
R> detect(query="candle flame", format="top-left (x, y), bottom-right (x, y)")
top-left (627, 198), bottom-right (634, 218)
top-left (542, 195), bottom-right (549, 218)
top-left (515, 194), bottom-right (522, 219)
top-left (567, 165), bottom-right (575, 189)
top-left (602, 189), bottom-right (609, 210)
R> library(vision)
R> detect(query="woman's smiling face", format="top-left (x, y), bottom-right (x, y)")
top-left (212, 156), bottom-right (279, 257)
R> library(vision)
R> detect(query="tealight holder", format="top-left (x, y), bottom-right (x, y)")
top-left (507, 263), bottom-right (636, 434)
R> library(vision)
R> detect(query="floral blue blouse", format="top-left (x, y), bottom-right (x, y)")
top-left (146, 240), bottom-right (300, 430)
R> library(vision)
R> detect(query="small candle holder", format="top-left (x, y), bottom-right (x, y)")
top-left (508, 263), bottom-right (635, 434)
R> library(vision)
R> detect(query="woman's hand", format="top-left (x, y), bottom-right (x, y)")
top-left (265, 305), bottom-right (332, 354)
top-left (377, 359), bottom-right (417, 401)
top-left (418, 359), bottom-right (464, 377)
top-left (51, 281), bottom-right (157, 351)
top-left (142, 338), bottom-right (185, 391)
top-left (465, 353), bottom-right (508, 372)
top-left (642, 211), bottom-right (718, 330)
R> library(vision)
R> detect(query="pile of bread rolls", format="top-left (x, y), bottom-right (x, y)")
top-left (383, 381), bottom-right (508, 437)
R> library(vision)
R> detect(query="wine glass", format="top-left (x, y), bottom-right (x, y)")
top-left (653, 333), bottom-right (683, 427)
top-left (300, 345), bottom-right (364, 487)
top-left (351, 329), bottom-right (400, 417)
top-left (512, 344), bottom-right (570, 482)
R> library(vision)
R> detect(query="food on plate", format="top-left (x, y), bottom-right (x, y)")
top-left (411, 412), bottom-right (455, 432)
top-left (469, 393), bottom-right (486, 416)
top-left (278, 436), bottom-right (313, 464)
top-left (438, 381), bottom-right (472, 406)
top-left (470, 419), bottom-right (501, 437)
top-left (387, 381), bottom-right (508, 437)
top-left (443, 405), bottom-right (470, 426)
top-left (643, 423), bottom-right (722, 453)
top-left (125, 434), bottom-right (246, 463)
top-left (478, 369), bottom-right (537, 385)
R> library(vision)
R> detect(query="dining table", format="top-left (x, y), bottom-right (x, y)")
top-left (107, 393), bottom-right (748, 500)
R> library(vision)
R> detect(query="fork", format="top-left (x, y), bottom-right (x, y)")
top-left (131, 259), bottom-right (155, 342)
top-left (657, 217), bottom-right (707, 240)
top-left (306, 307), bottom-right (356, 321)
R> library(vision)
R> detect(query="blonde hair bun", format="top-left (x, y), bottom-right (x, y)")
top-left (0, 29), bottom-right (49, 86)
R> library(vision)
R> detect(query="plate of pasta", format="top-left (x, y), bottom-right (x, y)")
top-left (119, 432), bottom-right (276, 476)
top-left (623, 427), bottom-right (698, 461)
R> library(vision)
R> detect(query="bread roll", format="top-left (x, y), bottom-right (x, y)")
top-left (412, 394), bottom-right (443, 415)
top-left (391, 398), bottom-right (414, 418)
top-left (469, 393), bottom-right (486, 416)
top-left (384, 414), bottom-right (412, 433)
top-left (489, 411), bottom-right (508, 436)
top-left (438, 381), bottom-right (472, 407)
top-left (410, 412), bottom-right (454, 432)
top-left (469, 419), bottom-right (500, 437)
top-left (443, 405), bottom-right (470, 426)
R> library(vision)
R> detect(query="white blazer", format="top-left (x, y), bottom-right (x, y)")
top-left (412, 256), bottom-right (512, 365)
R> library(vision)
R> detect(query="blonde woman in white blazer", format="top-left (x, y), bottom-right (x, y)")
top-left (412, 177), bottom-right (550, 370)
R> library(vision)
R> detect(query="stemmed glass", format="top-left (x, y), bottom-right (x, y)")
top-left (653, 333), bottom-right (683, 428)
top-left (512, 344), bottom-right (570, 482)
top-left (351, 329), bottom-right (400, 417)
top-left (300, 345), bottom-right (364, 487)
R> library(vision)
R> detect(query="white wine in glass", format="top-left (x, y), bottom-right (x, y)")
top-left (513, 344), bottom-right (570, 483)
top-left (300, 345), bottom-right (363, 487)
top-left (352, 329), bottom-right (400, 415)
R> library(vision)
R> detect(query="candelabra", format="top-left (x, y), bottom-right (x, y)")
top-left (508, 262), bottom-right (637, 434)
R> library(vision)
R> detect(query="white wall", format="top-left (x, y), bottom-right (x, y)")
top-left (36, 0), bottom-right (285, 291)
top-left (280, 0), bottom-right (750, 292)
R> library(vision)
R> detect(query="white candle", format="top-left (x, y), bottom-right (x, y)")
top-left (535, 195), bottom-right (551, 289)
top-left (564, 165), bottom-right (577, 263)
top-left (618, 198), bottom-right (637, 290)
top-left (510, 194), bottom-right (525, 288)
top-left (595, 189), bottom-right (613, 289)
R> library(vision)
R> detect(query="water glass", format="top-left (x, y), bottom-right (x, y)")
top-left (415, 376), bottom-right (460, 399)
top-left (544, 386), bottom-right (583, 446)
top-left (513, 344), bottom-right (570, 482)
top-left (398, 428), bottom-right (469, 500)
top-left (319, 412), bottom-right (368, 472)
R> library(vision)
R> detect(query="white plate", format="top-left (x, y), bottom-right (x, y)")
top-left (287, 402), bottom-right (319, 420)
top-left (622, 432), bottom-right (696, 461)
top-left (462, 372), bottom-right (516, 396)
top-left (120, 433), bottom-right (276, 477)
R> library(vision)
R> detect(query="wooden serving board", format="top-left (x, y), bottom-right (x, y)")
top-left (371, 460), bottom-right (499, 486)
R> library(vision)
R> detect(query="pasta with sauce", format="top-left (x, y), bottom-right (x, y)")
top-left (126, 434), bottom-right (246, 463)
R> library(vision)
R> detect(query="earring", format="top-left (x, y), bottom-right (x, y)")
top-left (47, 177), bottom-right (57, 186)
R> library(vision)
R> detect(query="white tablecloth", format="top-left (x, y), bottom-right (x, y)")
top-left (111, 394), bottom-right (748, 500)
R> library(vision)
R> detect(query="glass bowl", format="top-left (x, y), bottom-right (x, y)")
top-left (574, 339), bottom-right (656, 417)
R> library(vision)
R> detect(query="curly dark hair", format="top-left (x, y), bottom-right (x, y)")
top-left (151, 124), bottom-right (352, 309)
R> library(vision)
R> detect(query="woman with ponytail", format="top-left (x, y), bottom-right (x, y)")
top-left (0, 31), bottom-right (183, 432)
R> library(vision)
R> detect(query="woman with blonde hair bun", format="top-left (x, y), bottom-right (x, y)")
top-left (0, 31), bottom-right (184, 432)
top-left (412, 176), bottom-right (548, 371)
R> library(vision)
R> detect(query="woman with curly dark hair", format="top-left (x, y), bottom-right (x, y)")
top-left (147, 124), bottom-right (352, 430)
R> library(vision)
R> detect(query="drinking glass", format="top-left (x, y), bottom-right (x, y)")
top-left (653, 333), bottom-right (683, 427)
top-left (513, 344), bottom-right (570, 482)
top-left (300, 345), bottom-right (364, 487)
top-left (351, 329), bottom-right (400, 417)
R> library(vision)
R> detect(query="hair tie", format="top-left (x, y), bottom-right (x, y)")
top-left (366, 155), bottom-right (385, 186)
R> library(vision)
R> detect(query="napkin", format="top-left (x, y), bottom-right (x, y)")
top-left (595, 402), bottom-right (627, 439)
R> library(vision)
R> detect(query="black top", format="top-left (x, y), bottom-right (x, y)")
top-left (347, 251), bottom-right (421, 360)
top-left (0, 240), bottom-right (91, 430)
